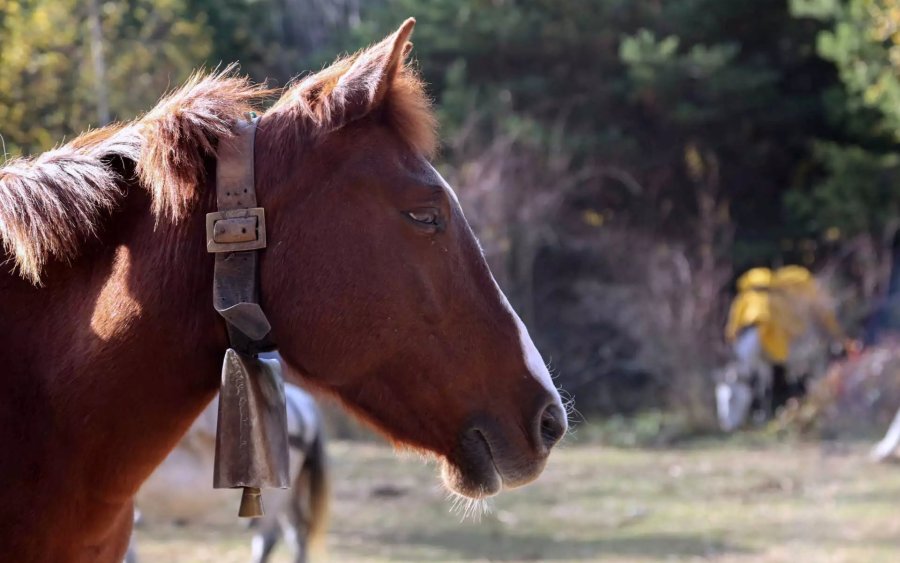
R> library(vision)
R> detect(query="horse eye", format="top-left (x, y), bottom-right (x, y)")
top-left (407, 209), bottom-right (439, 225)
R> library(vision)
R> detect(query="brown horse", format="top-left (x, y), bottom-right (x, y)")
top-left (0, 19), bottom-right (567, 562)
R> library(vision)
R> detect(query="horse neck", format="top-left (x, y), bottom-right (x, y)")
top-left (0, 180), bottom-right (228, 511)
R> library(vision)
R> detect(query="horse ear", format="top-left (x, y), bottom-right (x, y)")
top-left (330, 18), bottom-right (416, 126)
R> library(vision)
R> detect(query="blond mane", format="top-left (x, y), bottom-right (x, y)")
top-left (0, 137), bottom-right (130, 284)
top-left (0, 65), bottom-right (267, 284)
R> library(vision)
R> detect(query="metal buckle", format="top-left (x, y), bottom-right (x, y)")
top-left (206, 207), bottom-right (267, 253)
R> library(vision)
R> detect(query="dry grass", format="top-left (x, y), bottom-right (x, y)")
top-left (134, 439), bottom-right (900, 562)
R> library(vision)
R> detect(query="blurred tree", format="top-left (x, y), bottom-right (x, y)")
top-left (185, 0), bottom-right (366, 85)
top-left (0, 0), bottom-right (87, 154)
top-left (789, 0), bottom-right (900, 315)
top-left (789, 0), bottom-right (900, 237)
top-left (0, 0), bottom-right (211, 156)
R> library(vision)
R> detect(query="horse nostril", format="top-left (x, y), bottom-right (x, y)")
top-left (537, 403), bottom-right (566, 451)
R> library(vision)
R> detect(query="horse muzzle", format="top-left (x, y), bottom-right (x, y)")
top-left (441, 400), bottom-right (567, 499)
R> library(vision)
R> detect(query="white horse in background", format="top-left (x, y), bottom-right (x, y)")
top-left (128, 377), bottom-right (328, 563)
top-left (872, 407), bottom-right (900, 462)
top-left (716, 327), bottom-right (772, 432)
top-left (716, 324), bottom-right (833, 432)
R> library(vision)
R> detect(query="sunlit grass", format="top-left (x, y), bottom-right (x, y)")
top-left (134, 437), bottom-right (900, 562)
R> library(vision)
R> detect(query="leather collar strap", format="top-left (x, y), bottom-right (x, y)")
top-left (206, 115), bottom-right (273, 353)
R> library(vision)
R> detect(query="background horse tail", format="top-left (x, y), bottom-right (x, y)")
top-left (293, 427), bottom-right (329, 548)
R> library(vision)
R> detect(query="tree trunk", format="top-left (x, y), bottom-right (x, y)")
top-left (86, 0), bottom-right (110, 125)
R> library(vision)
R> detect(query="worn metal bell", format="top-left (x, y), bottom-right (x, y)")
top-left (213, 349), bottom-right (290, 517)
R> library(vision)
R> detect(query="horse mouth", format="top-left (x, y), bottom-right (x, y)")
top-left (440, 427), bottom-right (547, 499)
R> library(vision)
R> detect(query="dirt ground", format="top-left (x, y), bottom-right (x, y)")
top-left (133, 438), bottom-right (900, 562)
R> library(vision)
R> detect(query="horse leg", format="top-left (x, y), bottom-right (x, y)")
top-left (871, 407), bottom-right (900, 462)
top-left (250, 523), bottom-right (280, 563)
top-left (771, 364), bottom-right (790, 413)
top-left (283, 431), bottom-right (329, 563)
top-left (123, 540), bottom-right (137, 563)
top-left (280, 516), bottom-right (307, 563)
top-left (751, 363), bottom-right (773, 423)
top-left (283, 467), bottom-right (311, 563)
top-left (123, 507), bottom-right (140, 563)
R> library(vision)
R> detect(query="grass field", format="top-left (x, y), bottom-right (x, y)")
top-left (134, 438), bottom-right (900, 562)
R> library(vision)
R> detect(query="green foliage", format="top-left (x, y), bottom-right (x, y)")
top-left (813, 0), bottom-right (900, 138)
top-left (326, 0), bottom-right (636, 152)
top-left (0, 0), bottom-right (90, 154)
top-left (332, 2), bottom-right (820, 258)
top-left (0, 0), bottom-right (211, 156)
top-left (186, 0), bottom-right (365, 85)
top-left (788, 0), bottom-right (900, 242)
top-left (100, 0), bottom-right (213, 117)
top-left (787, 141), bottom-right (900, 237)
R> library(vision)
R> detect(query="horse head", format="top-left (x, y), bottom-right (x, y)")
top-left (249, 20), bottom-right (567, 499)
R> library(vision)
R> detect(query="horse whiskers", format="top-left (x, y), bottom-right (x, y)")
top-left (547, 361), bottom-right (579, 423)
top-left (561, 393), bottom-right (578, 415)
top-left (545, 395), bottom-right (580, 449)
top-left (559, 392), bottom-right (581, 425)
top-left (445, 490), bottom-right (493, 523)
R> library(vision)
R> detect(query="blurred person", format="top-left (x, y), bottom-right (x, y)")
top-left (718, 266), bottom-right (844, 431)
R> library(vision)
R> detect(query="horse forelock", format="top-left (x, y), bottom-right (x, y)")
top-left (267, 50), bottom-right (437, 159)
top-left (136, 64), bottom-right (274, 221)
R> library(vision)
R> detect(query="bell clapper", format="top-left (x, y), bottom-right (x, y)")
top-left (238, 486), bottom-right (264, 518)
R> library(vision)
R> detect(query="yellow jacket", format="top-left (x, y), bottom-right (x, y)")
top-left (725, 266), bottom-right (841, 363)
top-left (725, 267), bottom-right (772, 343)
